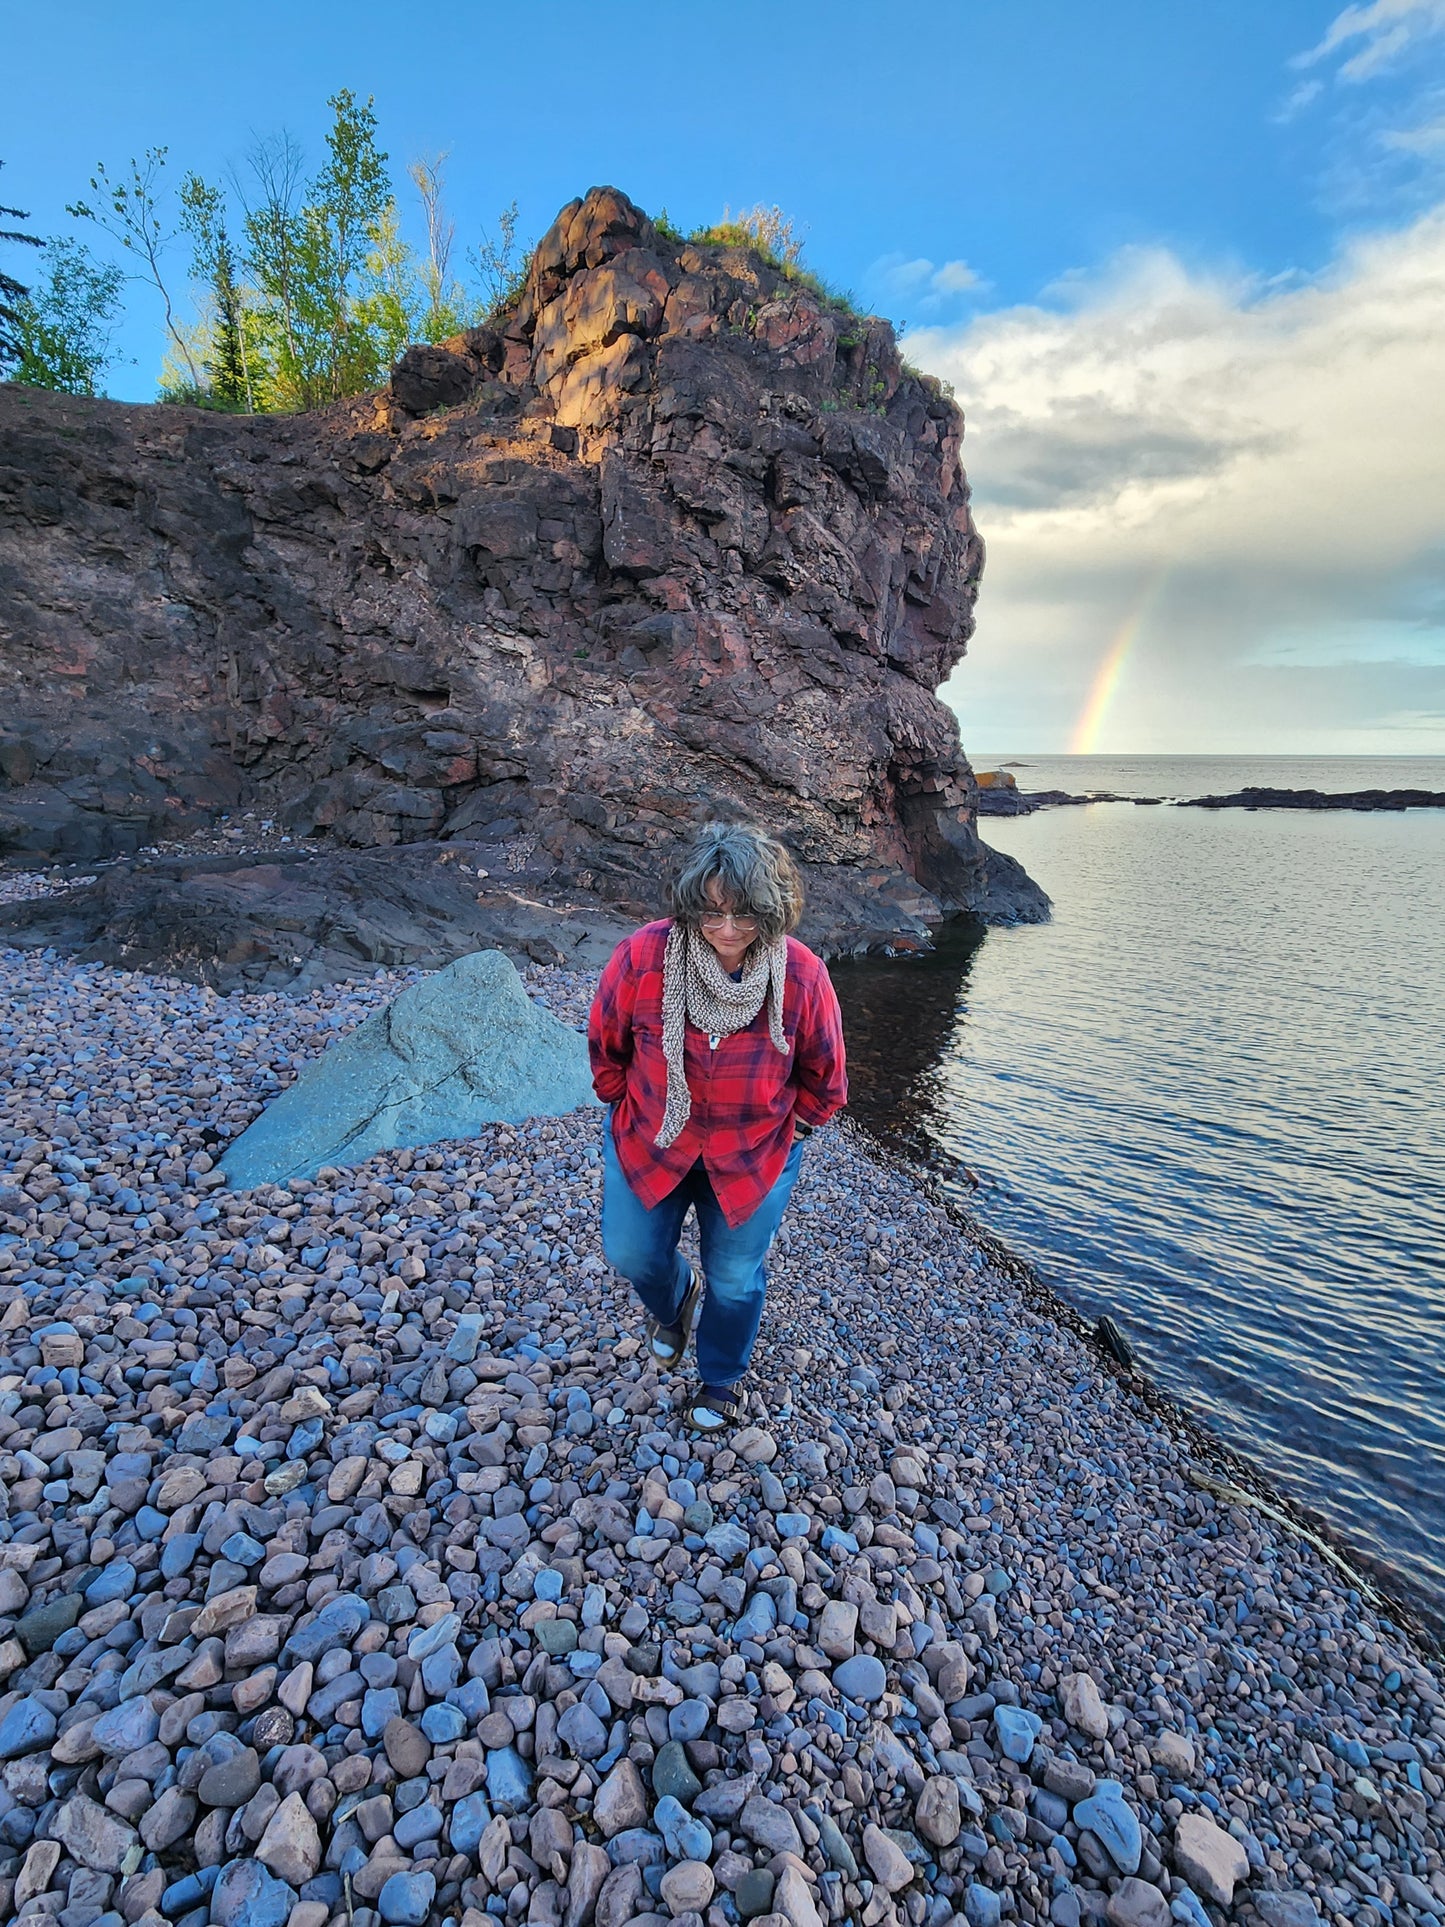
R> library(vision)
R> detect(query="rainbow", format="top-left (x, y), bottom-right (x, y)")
top-left (1069, 571), bottom-right (1167, 754)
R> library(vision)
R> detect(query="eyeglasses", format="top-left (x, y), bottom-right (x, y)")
top-left (700, 912), bottom-right (759, 935)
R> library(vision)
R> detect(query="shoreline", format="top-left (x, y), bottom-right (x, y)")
top-left (975, 788), bottom-right (1445, 819)
top-left (862, 1144), bottom-right (1445, 1661)
top-left (0, 941), bottom-right (1442, 1927)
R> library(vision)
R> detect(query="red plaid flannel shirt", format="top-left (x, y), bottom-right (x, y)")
top-left (588, 919), bottom-right (848, 1227)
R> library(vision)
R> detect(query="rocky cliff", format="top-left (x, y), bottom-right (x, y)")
top-left (0, 186), bottom-right (1045, 982)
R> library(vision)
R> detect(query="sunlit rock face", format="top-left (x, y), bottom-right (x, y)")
top-left (0, 185), bottom-right (1046, 949)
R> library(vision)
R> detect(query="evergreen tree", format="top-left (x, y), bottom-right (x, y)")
top-left (208, 228), bottom-right (248, 406)
top-left (180, 173), bottom-right (255, 409)
top-left (1, 161), bottom-right (44, 371)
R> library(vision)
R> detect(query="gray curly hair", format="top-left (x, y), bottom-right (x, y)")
top-left (669, 821), bottom-right (804, 940)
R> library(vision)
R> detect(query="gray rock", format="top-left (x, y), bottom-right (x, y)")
top-left (138, 1786), bottom-right (197, 1853)
top-left (651, 1738), bottom-right (703, 1805)
top-left (1042, 1756), bottom-right (1097, 1804)
top-left (210, 1857), bottom-right (297, 1927)
top-left (283, 1592), bottom-right (370, 1662)
top-left (52, 1794), bottom-right (138, 1873)
top-left (1171, 1813), bottom-right (1248, 1907)
top-left (565, 1842), bottom-right (612, 1927)
top-left (660, 1861), bottom-right (715, 1916)
top-left (834, 1653), bottom-right (887, 1702)
top-left (255, 1791), bottom-right (322, 1886)
top-left (1106, 1879), bottom-right (1171, 1927)
top-left (379, 1868), bottom-right (436, 1926)
top-left (383, 1715), bottom-right (430, 1777)
top-left (693, 1774), bottom-right (757, 1823)
top-left (17, 1591), bottom-right (82, 1653)
top-left (916, 1774), bottom-right (962, 1847)
top-left (0, 1695), bottom-right (57, 1759)
top-left (221, 948), bottom-right (597, 1186)
top-left (1076, 1781), bottom-right (1142, 1877)
top-left (966, 1883), bottom-right (1003, 1927)
top-left (92, 1696), bottom-right (160, 1757)
top-left (594, 1758), bottom-right (649, 1837)
top-left (864, 1823), bottom-right (915, 1893)
top-left (556, 1699), bottom-right (608, 1759)
top-left (1396, 1875), bottom-right (1444, 1921)
top-left (735, 1868), bottom-right (776, 1920)
top-left (1253, 1898), bottom-right (1322, 1927)
top-left (596, 1864), bottom-right (645, 1927)
top-left (198, 1746), bottom-right (262, 1809)
top-left (738, 1793), bottom-right (802, 1857)
top-left (810, 1808), bottom-right (859, 1878)
top-left (1059, 1672), bottom-right (1110, 1741)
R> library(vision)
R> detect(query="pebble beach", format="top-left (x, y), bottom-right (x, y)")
top-left (0, 919), bottom-right (1442, 1927)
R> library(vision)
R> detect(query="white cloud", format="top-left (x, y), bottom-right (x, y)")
top-left (905, 213), bottom-right (1445, 751)
top-left (931, 259), bottom-right (982, 294)
top-left (1298, 0), bottom-right (1445, 82)
top-left (1385, 110), bottom-right (1445, 151)
top-left (868, 251), bottom-right (986, 316)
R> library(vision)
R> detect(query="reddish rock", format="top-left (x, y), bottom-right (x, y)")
top-left (0, 185), bottom-right (1046, 979)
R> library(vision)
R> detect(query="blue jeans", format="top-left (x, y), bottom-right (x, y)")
top-left (601, 1122), bottom-right (804, 1388)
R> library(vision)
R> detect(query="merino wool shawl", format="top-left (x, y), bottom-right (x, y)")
top-left (654, 921), bottom-right (789, 1149)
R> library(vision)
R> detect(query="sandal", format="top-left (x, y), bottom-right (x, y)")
top-left (647, 1265), bottom-right (704, 1367)
top-left (687, 1383), bottom-right (742, 1431)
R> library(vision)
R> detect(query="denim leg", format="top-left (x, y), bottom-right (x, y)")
top-left (600, 1120), bottom-right (692, 1328)
top-left (692, 1140), bottom-right (804, 1388)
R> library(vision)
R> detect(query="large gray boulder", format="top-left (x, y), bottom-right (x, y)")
top-left (221, 948), bottom-right (598, 1189)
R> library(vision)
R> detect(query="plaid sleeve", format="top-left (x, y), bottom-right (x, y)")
top-left (793, 961), bottom-right (848, 1126)
top-left (587, 936), bottom-right (635, 1105)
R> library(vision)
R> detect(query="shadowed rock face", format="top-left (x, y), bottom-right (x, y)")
top-left (0, 184), bottom-right (1047, 958)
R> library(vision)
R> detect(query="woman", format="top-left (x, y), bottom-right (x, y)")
top-left (588, 822), bottom-right (848, 1430)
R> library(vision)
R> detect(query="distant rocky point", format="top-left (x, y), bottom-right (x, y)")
top-left (973, 778), bottom-right (1443, 817)
top-left (0, 185), bottom-right (1048, 985)
top-left (1178, 786), bottom-right (1445, 812)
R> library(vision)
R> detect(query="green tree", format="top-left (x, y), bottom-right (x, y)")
top-left (1, 161), bottom-right (45, 371)
top-left (470, 199), bottom-right (528, 318)
top-left (409, 154), bottom-right (469, 341)
top-left (355, 157), bottom-right (472, 364)
top-left (241, 90), bottom-right (392, 407)
top-left (8, 236), bottom-right (124, 393)
top-left (180, 173), bottom-right (255, 409)
top-left (355, 198), bottom-right (422, 369)
top-left (68, 148), bottom-right (201, 388)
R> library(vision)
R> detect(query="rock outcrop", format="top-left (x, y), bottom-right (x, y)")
top-left (220, 948), bottom-right (597, 1189)
top-left (0, 184), bottom-right (1047, 969)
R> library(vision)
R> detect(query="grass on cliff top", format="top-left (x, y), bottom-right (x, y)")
top-left (659, 204), bottom-right (959, 412)
top-left (668, 202), bottom-right (863, 318)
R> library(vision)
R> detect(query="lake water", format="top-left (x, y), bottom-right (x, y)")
top-left (831, 756), bottom-right (1445, 1628)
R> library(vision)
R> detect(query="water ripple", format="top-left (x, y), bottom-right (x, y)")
top-left (833, 792), bottom-right (1445, 1619)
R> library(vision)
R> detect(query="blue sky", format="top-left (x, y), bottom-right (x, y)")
top-left (6, 0), bottom-right (1445, 752)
